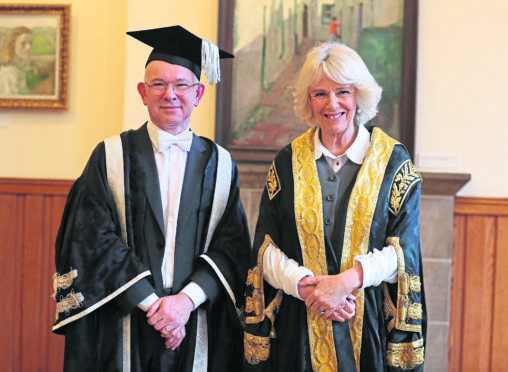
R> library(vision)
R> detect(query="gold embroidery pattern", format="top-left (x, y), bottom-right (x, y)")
top-left (408, 303), bottom-right (423, 320)
top-left (341, 128), bottom-right (397, 371)
top-left (244, 236), bottom-right (284, 364)
top-left (387, 338), bottom-right (425, 370)
top-left (389, 160), bottom-right (421, 216)
top-left (266, 162), bottom-right (281, 200)
top-left (51, 269), bottom-right (78, 299)
top-left (385, 237), bottom-right (423, 332)
top-left (244, 332), bottom-right (270, 364)
top-left (292, 128), bottom-right (337, 372)
top-left (56, 290), bottom-right (84, 316)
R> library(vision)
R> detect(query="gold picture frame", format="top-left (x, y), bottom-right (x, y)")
top-left (0, 4), bottom-right (70, 110)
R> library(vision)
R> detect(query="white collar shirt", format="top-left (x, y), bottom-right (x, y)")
top-left (147, 121), bottom-right (192, 289)
top-left (313, 124), bottom-right (371, 172)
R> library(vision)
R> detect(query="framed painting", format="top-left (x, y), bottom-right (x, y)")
top-left (0, 4), bottom-right (71, 110)
top-left (216, 0), bottom-right (418, 162)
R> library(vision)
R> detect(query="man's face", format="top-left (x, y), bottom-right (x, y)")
top-left (137, 60), bottom-right (205, 134)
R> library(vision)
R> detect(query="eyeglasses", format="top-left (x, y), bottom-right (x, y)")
top-left (144, 81), bottom-right (199, 95)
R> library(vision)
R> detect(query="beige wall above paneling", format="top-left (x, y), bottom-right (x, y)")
top-left (1, 0), bottom-right (507, 196)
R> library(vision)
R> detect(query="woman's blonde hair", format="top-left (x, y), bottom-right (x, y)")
top-left (293, 42), bottom-right (382, 126)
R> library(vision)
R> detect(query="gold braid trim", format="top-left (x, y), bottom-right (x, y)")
top-left (56, 290), bottom-right (84, 316)
top-left (386, 237), bottom-right (423, 332)
top-left (245, 235), bottom-right (275, 324)
top-left (244, 235), bottom-right (284, 364)
top-left (341, 128), bottom-right (397, 371)
top-left (51, 269), bottom-right (78, 299)
top-left (387, 338), bottom-right (425, 370)
top-left (244, 332), bottom-right (270, 365)
top-left (292, 128), bottom-right (337, 372)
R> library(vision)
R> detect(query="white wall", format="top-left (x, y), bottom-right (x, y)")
top-left (415, 0), bottom-right (508, 196)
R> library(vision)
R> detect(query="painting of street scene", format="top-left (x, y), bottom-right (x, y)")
top-left (228, 0), bottom-right (406, 150)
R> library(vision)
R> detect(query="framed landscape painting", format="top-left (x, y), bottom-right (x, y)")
top-left (216, 0), bottom-right (418, 162)
top-left (0, 4), bottom-right (71, 109)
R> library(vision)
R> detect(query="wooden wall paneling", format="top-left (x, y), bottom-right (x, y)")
top-left (0, 195), bottom-right (18, 371)
top-left (451, 197), bottom-right (508, 372)
top-left (45, 196), bottom-right (66, 372)
top-left (0, 178), bottom-right (71, 371)
top-left (449, 214), bottom-right (467, 372)
top-left (13, 197), bottom-right (25, 371)
top-left (492, 216), bottom-right (508, 368)
top-left (21, 195), bottom-right (45, 371)
top-left (461, 216), bottom-right (496, 372)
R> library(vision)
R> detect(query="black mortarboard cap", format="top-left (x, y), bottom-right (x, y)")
top-left (127, 25), bottom-right (234, 85)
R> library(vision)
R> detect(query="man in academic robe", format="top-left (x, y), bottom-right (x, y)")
top-left (52, 25), bottom-right (251, 372)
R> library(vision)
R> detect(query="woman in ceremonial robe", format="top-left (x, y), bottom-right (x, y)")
top-left (243, 42), bottom-right (427, 372)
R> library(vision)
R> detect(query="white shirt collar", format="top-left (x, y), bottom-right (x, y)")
top-left (147, 121), bottom-right (193, 153)
top-left (313, 125), bottom-right (371, 165)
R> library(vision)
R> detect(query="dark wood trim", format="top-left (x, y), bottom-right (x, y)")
top-left (455, 196), bottom-right (508, 216)
top-left (400, 0), bottom-right (418, 157)
top-left (0, 178), bottom-right (73, 195)
top-left (420, 172), bottom-right (471, 196)
top-left (215, 0), bottom-right (235, 146)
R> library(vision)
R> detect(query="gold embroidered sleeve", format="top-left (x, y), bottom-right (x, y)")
top-left (387, 338), bottom-right (425, 370)
top-left (383, 237), bottom-right (423, 333)
top-left (389, 160), bottom-right (421, 216)
top-left (244, 235), bottom-right (283, 365)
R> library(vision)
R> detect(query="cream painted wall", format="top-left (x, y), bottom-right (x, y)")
top-left (1, 0), bottom-right (507, 197)
top-left (0, 0), bottom-right (127, 180)
top-left (415, 0), bottom-right (508, 197)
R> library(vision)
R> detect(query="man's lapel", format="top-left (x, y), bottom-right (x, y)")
top-left (132, 123), bottom-right (165, 236)
top-left (172, 135), bottom-right (209, 291)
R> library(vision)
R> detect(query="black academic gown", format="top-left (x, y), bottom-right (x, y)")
top-left (244, 127), bottom-right (426, 372)
top-left (52, 123), bottom-right (250, 372)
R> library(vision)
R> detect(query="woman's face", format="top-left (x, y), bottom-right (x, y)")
top-left (309, 75), bottom-right (357, 138)
top-left (14, 33), bottom-right (33, 60)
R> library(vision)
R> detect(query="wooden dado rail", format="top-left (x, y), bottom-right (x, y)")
top-left (1, 178), bottom-right (507, 371)
top-left (450, 197), bottom-right (508, 372)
